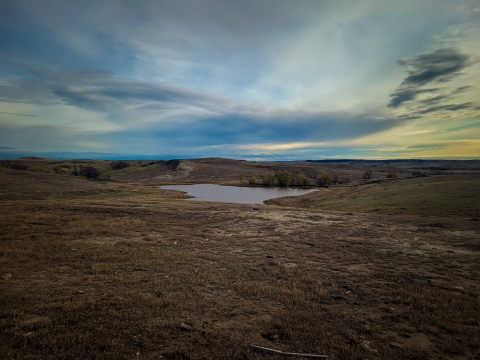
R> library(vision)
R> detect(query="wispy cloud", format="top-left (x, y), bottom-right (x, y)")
top-left (386, 47), bottom-right (480, 126)
top-left (388, 48), bottom-right (475, 108)
top-left (388, 88), bottom-right (439, 108)
top-left (398, 48), bottom-right (470, 86)
top-left (0, 111), bottom-right (37, 117)
top-left (0, 65), bottom-right (408, 147)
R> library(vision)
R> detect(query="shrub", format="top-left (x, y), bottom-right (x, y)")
top-left (79, 166), bottom-right (100, 180)
top-left (262, 171), bottom-right (276, 186)
top-left (317, 173), bottom-right (330, 187)
top-left (0, 160), bottom-right (28, 170)
top-left (296, 173), bottom-right (310, 186)
top-left (248, 176), bottom-right (257, 184)
top-left (306, 171), bottom-right (317, 179)
top-left (386, 172), bottom-right (397, 179)
top-left (363, 169), bottom-right (372, 179)
top-left (275, 170), bottom-right (292, 186)
top-left (110, 160), bottom-right (130, 170)
top-left (292, 170), bottom-right (310, 186)
top-left (412, 171), bottom-right (428, 178)
top-left (52, 166), bottom-right (66, 174)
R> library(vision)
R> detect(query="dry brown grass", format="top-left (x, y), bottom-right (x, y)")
top-left (11, 157), bottom-right (480, 184)
top-left (1, 196), bottom-right (479, 359)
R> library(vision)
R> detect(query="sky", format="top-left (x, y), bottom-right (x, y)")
top-left (1, 0), bottom-right (480, 160)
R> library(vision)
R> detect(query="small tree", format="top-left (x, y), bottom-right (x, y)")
top-left (292, 169), bottom-right (303, 186)
top-left (276, 170), bottom-right (292, 186)
top-left (317, 173), bottom-right (330, 187)
top-left (248, 176), bottom-right (257, 184)
top-left (297, 173), bottom-right (310, 186)
top-left (262, 171), bottom-right (276, 186)
top-left (363, 169), bottom-right (372, 179)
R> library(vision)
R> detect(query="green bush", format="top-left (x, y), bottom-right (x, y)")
top-left (276, 170), bottom-right (292, 186)
top-left (262, 171), bottom-right (276, 186)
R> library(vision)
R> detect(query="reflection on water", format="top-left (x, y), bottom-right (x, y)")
top-left (160, 184), bottom-right (316, 204)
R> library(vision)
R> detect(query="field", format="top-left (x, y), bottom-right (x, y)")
top-left (1, 158), bottom-right (479, 359)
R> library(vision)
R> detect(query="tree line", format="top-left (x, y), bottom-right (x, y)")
top-left (245, 169), bottom-right (351, 187)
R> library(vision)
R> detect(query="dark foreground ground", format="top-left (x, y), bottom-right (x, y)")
top-left (0, 162), bottom-right (479, 359)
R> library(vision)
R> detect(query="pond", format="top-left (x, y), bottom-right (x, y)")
top-left (160, 184), bottom-right (316, 204)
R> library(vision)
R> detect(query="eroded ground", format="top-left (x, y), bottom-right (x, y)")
top-left (1, 198), bottom-right (479, 359)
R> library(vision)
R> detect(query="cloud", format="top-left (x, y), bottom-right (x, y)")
top-left (159, 112), bottom-right (406, 146)
top-left (406, 143), bottom-right (447, 150)
top-left (0, 111), bottom-right (37, 117)
top-left (388, 88), bottom-right (438, 108)
top-left (0, 146), bottom-right (17, 150)
top-left (398, 48), bottom-right (470, 86)
top-left (453, 85), bottom-right (473, 94)
top-left (2, 2), bottom-right (480, 159)
top-left (388, 48), bottom-right (476, 108)
top-left (0, 65), bottom-right (408, 148)
top-left (416, 102), bottom-right (475, 114)
top-left (419, 95), bottom-right (450, 106)
top-left (387, 48), bottom-right (480, 121)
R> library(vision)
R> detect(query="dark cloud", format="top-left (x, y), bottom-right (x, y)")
top-left (416, 102), bottom-right (474, 115)
top-left (398, 48), bottom-right (470, 86)
top-left (0, 66), bottom-right (230, 116)
top-left (419, 95), bottom-right (450, 106)
top-left (406, 143), bottom-right (447, 150)
top-left (396, 114), bottom-right (422, 120)
top-left (388, 88), bottom-right (438, 108)
top-left (0, 111), bottom-right (38, 117)
top-left (387, 49), bottom-right (480, 119)
top-left (160, 112), bottom-right (405, 146)
top-left (0, 111), bottom-right (406, 153)
top-left (453, 85), bottom-right (473, 94)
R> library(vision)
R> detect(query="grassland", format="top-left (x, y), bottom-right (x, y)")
top-left (267, 175), bottom-right (480, 217)
top-left (1, 158), bottom-right (479, 359)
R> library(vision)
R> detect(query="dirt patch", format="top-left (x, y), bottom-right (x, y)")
top-left (1, 199), bottom-right (479, 359)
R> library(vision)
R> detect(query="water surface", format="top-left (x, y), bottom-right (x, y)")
top-left (160, 184), bottom-right (316, 204)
